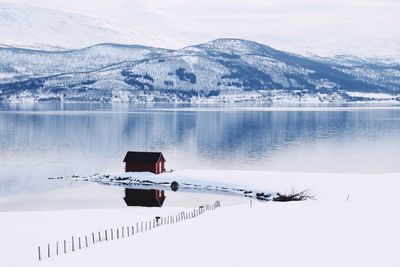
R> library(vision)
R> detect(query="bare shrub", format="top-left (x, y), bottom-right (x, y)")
top-left (273, 189), bottom-right (315, 202)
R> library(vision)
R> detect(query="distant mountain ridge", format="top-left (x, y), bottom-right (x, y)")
top-left (1, 2), bottom-right (400, 59)
top-left (0, 39), bottom-right (399, 103)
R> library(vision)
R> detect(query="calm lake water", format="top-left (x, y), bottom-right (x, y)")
top-left (1, 103), bottom-right (400, 196)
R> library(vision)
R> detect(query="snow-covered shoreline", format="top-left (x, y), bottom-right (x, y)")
top-left (49, 169), bottom-right (400, 203)
top-left (4, 92), bottom-right (400, 105)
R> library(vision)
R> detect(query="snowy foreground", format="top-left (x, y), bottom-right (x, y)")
top-left (1, 170), bottom-right (400, 267)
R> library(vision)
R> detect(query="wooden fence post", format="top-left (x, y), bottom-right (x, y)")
top-left (64, 240), bottom-right (66, 254)
top-left (122, 227), bottom-right (124, 238)
top-left (38, 246), bottom-right (41, 261)
top-left (85, 236), bottom-right (88, 247)
top-left (127, 226), bottom-right (130, 237)
top-left (56, 242), bottom-right (59, 255)
top-left (79, 237), bottom-right (81, 249)
top-left (92, 232), bottom-right (95, 244)
top-left (48, 243), bottom-right (50, 258)
top-left (105, 229), bottom-right (108, 241)
top-left (117, 228), bottom-right (119, 239)
top-left (111, 229), bottom-right (114, 240)
top-left (72, 236), bottom-right (74, 252)
top-left (99, 231), bottom-right (101, 242)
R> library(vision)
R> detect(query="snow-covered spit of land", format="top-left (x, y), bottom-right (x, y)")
top-left (1, 170), bottom-right (399, 267)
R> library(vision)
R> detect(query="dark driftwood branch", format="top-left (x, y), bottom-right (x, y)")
top-left (273, 189), bottom-right (315, 202)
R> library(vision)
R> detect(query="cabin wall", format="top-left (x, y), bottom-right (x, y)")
top-left (125, 163), bottom-right (157, 173)
top-left (155, 160), bottom-right (165, 174)
top-left (125, 159), bottom-right (166, 174)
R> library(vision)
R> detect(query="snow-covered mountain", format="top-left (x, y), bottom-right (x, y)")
top-left (1, 2), bottom-right (399, 59)
top-left (0, 3), bottom-right (181, 50)
top-left (0, 39), bottom-right (399, 103)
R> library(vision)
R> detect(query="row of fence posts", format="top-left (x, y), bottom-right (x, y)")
top-left (38, 200), bottom-right (221, 261)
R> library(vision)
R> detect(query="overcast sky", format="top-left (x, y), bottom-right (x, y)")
top-left (3, 0), bottom-right (400, 56)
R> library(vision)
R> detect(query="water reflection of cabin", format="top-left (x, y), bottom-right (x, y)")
top-left (123, 151), bottom-right (166, 174)
top-left (123, 188), bottom-right (166, 207)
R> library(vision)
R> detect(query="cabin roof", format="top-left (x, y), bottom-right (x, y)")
top-left (123, 151), bottom-right (165, 163)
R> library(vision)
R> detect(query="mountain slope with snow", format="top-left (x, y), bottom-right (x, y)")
top-left (0, 3), bottom-right (181, 50)
top-left (1, 2), bottom-right (400, 59)
top-left (0, 39), bottom-right (399, 103)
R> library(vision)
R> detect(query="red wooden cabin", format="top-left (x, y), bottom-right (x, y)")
top-left (123, 151), bottom-right (166, 174)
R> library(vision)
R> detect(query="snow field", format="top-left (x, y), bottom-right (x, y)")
top-left (1, 170), bottom-right (399, 266)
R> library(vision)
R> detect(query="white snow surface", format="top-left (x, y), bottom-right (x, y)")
top-left (1, 170), bottom-right (400, 266)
